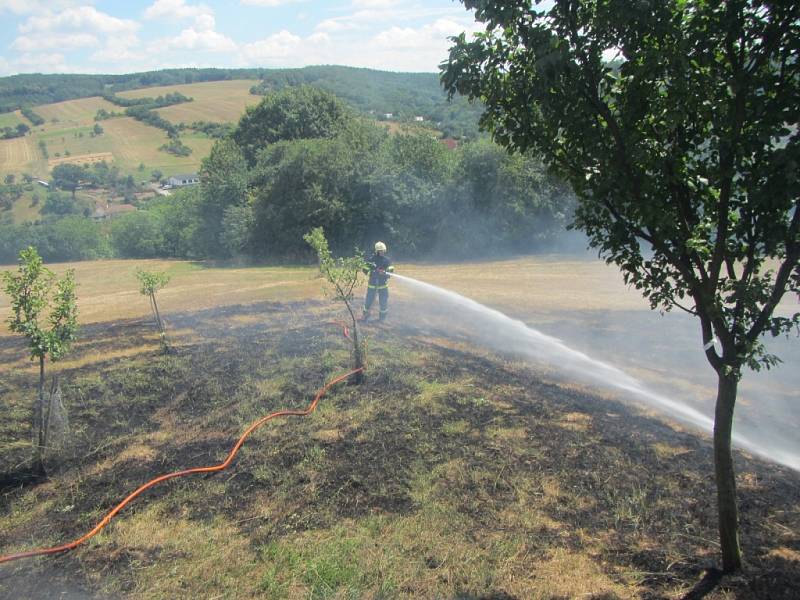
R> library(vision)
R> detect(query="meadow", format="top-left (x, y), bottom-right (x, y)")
top-left (0, 111), bottom-right (24, 129)
top-left (0, 256), bottom-right (798, 599)
top-left (117, 79), bottom-right (260, 124)
top-left (0, 80), bottom-right (260, 181)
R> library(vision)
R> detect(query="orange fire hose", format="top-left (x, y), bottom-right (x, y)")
top-left (0, 361), bottom-right (363, 564)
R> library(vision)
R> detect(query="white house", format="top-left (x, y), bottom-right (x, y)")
top-left (166, 173), bottom-right (200, 187)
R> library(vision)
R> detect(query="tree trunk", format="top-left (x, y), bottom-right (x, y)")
top-left (345, 301), bottom-right (365, 384)
top-left (714, 369), bottom-right (742, 572)
top-left (34, 355), bottom-right (46, 475)
top-left (151, 292), bottom-right (164, 334)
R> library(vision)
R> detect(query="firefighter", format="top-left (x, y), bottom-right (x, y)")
top-left (362, 241), bottom-right (395, 321)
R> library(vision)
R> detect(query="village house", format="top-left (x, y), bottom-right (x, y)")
top-left (165, 173), bottom-right (200, 188)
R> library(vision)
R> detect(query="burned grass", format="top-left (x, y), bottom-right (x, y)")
top-left (0, 300), bottom-right (798, 599)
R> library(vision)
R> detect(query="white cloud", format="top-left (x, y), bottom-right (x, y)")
top-left (315, 18), bottom-right (354, 33)
top-left (314, 3), bottom-right (462, 33)
top-left (194, 13), bottom-right (216, 31)
top-left (144, 0), bottom-right (211, 20)
top-left (240, 0), bottom-right (304, 6)
top-left (240, 30), bottom-right (303, 62)
top-left (90, 32), bottom-right (143, 64)
top-left (15, 52), bottom-right (70, 72)
top-left (20, 6), bottom-right (138, 35)
top-left (0, 0), bottom-right (35, 13)
top-left (12, 32), bottom-right (99, 52)
top-left (373, 18), bottom-right (463, 49)
top-left (0, 0), bottom-right (86, 15)
top-left (352, 0), bottom-right (396, 7)
top-left (313, 16), bottom-right (471, 72)
top-left (161, 26), bottom-right (237, 52)
top-left (90, 45), bottom-right (145, 64)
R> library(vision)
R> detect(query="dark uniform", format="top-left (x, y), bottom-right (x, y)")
top-left (362, 253), bottom-right (394, 321)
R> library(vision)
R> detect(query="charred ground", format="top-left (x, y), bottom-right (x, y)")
top-left (0, 300), bottom-right (798, 599)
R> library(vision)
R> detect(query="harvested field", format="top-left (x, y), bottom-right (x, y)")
top-left (33, 97), bottom-right (118, 129)
top-left (0, 135), bottom-right (42, 175)
top-left (118, 80), bottom-right (260, 123)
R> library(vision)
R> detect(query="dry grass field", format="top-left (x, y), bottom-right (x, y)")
top-left (33, 97), bottom-right (118, 129)
top-left (0, 134), bottom-right (43, 176)
top-left (0, 257), bottom-right (798, 599)
top-left (117, 79), bottom-right (260, 123)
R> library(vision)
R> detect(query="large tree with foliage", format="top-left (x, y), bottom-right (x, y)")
top-left (199, 138), bottom-right (249, 256)
top-left (2, 247), bottom-right (78, 474)
top-left (442, 0), bottom-right (799, 573)
top-left (232, 85), bottom-right (355, 166)
top-left (51, 163), bottom-right (84, 200)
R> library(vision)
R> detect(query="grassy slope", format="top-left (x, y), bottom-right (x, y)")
top-left (0, 110), bottom-right (23, 129)
top-left (0, 258), bottom-right (798, 599)
top-left (117, 79), bottom-right (259, 124)
top-left (0, 80), bottom-right (259, 180)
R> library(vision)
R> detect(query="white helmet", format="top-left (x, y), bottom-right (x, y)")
top-left (374, 241), bottom-right (387, 253)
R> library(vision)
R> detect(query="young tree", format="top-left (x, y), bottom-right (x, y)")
top-left (442, 0), bottom-right (799, 573)
top-left (2, 247), bottom-right (78, 474)
top-left (135, 269), bottom-right (171, 352)
top-left (304, 227), bottom-right (367, 384)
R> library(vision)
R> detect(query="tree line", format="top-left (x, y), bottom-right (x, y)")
top-left (1, 123), bottom-right (28, 139)
top-left (20, 107), bottom-right (44, 126)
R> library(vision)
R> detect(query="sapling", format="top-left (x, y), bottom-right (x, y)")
top-left (135, 269), bottom-right (170, 352)
top-left (304, 227), bottom-right (367, 384)
top-left (2, 246), bottom-right (78, 474)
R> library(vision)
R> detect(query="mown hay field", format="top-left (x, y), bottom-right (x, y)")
top-left (33, 96), bottom-right (118, 128)
top-left (0, 133), bottom-right (43, 175)
top-left (0, 257), bottom-right (798, 599)
top-left (117, 79), bottom-right (260, 123)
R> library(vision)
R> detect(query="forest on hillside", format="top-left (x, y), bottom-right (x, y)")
top-left (0, 86), bottom-right (575, 264)
top-left (251, 65), bottom-right (484, 139)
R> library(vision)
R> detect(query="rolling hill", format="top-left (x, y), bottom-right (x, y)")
top-left (0, 80), bottom-right (260, 181)
top-left (0, 66), bottom-right (480, 186)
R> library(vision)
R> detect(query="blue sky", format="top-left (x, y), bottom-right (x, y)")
top-left (0, 0), bottom-right (482, 76)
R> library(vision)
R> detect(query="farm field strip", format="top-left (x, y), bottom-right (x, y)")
top-left (33, 96), bottom-right (117, 128)
top-left (0, 135), bottom-right (41, 174)
top-left (116, 79), bottom-right (259, 123)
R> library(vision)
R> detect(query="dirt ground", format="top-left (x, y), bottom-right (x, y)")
top-left (0, 296), bottom-right (798, 599)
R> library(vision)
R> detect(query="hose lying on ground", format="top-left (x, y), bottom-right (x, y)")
top-left (0, 363), bottom-right (363, 564)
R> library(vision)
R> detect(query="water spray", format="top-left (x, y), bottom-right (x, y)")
top-left (391, 273), bottom-right (800, 471)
